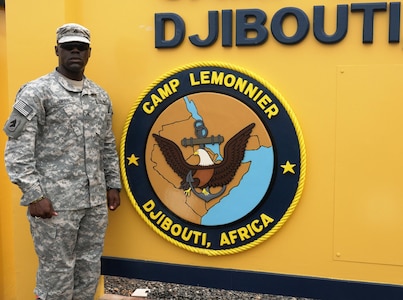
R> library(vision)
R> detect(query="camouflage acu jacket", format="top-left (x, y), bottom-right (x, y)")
top-left (4, 70), bottom-right (121, 210)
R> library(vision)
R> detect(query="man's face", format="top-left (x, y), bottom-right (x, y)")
top-left (55, 42), bottom-right (91, 75)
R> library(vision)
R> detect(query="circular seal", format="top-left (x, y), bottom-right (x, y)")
top-left (121, 62), bottom-right (306, 255)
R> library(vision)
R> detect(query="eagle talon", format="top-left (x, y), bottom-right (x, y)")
top-left (202, 188), bottom-right (210, 196)
top-left (184, 188), bottom-right (192, 196)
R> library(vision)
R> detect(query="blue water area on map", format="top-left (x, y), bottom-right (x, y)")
top-left (184, 96), bottom-right (202, 120)
top-left (201, 146), bottom-right (274, 225)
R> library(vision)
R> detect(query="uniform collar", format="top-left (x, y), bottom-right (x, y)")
top-left (54, 70), bottom-right (87, 93)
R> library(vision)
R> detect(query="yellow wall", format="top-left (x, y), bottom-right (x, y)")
top-left (0, 7), bottom-right (15, 298)
top-left (1, 0), bottom-right (403, 299)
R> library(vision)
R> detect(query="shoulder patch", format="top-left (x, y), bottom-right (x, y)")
top-left (3, 110), bottom-right (29, 138)
top-left (13, 100), bottom-right (35, 120)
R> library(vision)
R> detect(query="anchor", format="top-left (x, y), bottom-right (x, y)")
top-left (181, 119), bottom-right (224, 148)
top-left (182, 119), bottom-right (226, 201)
top-left (186, 171), bottom-right (226, 202)
top-left (181, 135), bottom-right (224, 148)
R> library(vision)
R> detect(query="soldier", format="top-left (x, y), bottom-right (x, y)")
top-left (3, 23), bottom-right (121, 300)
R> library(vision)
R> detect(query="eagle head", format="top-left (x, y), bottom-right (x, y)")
top-left (194, 148), bottom-right (215, 166)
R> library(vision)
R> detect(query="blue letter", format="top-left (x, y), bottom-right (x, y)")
top-left (314, 5), bottom-right (348, 44)
top-left (351, 2), bottom-right (387, 43)
top-left (271, 7), bottom-right (310, 44)
top-left (236, 9), bottom-right (268, 46)
top-left (222, 10), bottom-right (233, 47)
top-left (389, 2), bottom-right (400, 43)
top-left (189, 11), bottom-right (219, 47)
top-left (155, 13), bottom-right (185, 48)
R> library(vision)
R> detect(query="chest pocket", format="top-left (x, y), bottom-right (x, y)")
top-left (83, 95), bottom-right (110, 139)
top-left (43, 97), bottom-right (81, 142)
top-left (46, 98), bottom-right (79, 121)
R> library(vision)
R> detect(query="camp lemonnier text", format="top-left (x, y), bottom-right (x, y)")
top-left (142, 71), bottom-right (279, 119)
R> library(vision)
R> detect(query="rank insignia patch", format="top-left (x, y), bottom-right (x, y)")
top-left (121, 62), bottom-right (306, 255)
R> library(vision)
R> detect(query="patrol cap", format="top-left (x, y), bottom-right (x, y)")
top-left (56, 23), bottom-right (91, 44)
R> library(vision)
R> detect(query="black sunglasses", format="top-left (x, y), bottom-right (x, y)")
top-left (59, 43), bottom-right (90, 51)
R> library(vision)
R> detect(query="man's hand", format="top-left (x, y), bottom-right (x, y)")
top-left (29, 197), bottom-right (58, 219)
top-left (107, 189), bottom-right (120, 211)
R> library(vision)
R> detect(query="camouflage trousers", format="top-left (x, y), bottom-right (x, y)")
top-left (28, 204), bottom-right (108, 300)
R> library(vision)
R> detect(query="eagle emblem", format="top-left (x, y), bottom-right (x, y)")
top-left (152, 123), bottom-right (255, 202)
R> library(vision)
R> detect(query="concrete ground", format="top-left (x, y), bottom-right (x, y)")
top-left (99, 294), bottom-right (143, 300)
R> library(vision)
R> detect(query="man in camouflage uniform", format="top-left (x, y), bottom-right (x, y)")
top-left (3, 23), bottom-right (121, 300)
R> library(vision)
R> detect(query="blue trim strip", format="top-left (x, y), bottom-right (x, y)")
top-left (101, 256), bottom-right (403, 300)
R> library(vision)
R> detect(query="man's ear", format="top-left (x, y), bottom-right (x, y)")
top-left (55, 45), bottom-right (59, 56)
top-left (88, 47), bottom-right (92, 58)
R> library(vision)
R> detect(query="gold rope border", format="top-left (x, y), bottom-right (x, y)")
top-left (120, 61), bottom-right (306, 256)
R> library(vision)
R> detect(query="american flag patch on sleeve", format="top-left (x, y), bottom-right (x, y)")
top-left (13, 100), bottom-right (34, 118)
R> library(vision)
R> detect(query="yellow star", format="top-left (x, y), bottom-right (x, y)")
top-left (281, 161), bottom-right (296, 174)
top-left (127, 154), bottom-right (140, 166)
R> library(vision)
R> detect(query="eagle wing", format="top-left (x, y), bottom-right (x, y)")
top-left (152, 133), bottom-right (196, 179)
top-left (209, 123), bottom-right (255, 187)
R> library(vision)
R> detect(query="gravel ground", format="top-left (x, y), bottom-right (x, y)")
top-left (104, 275), bottom-right (315, 299)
